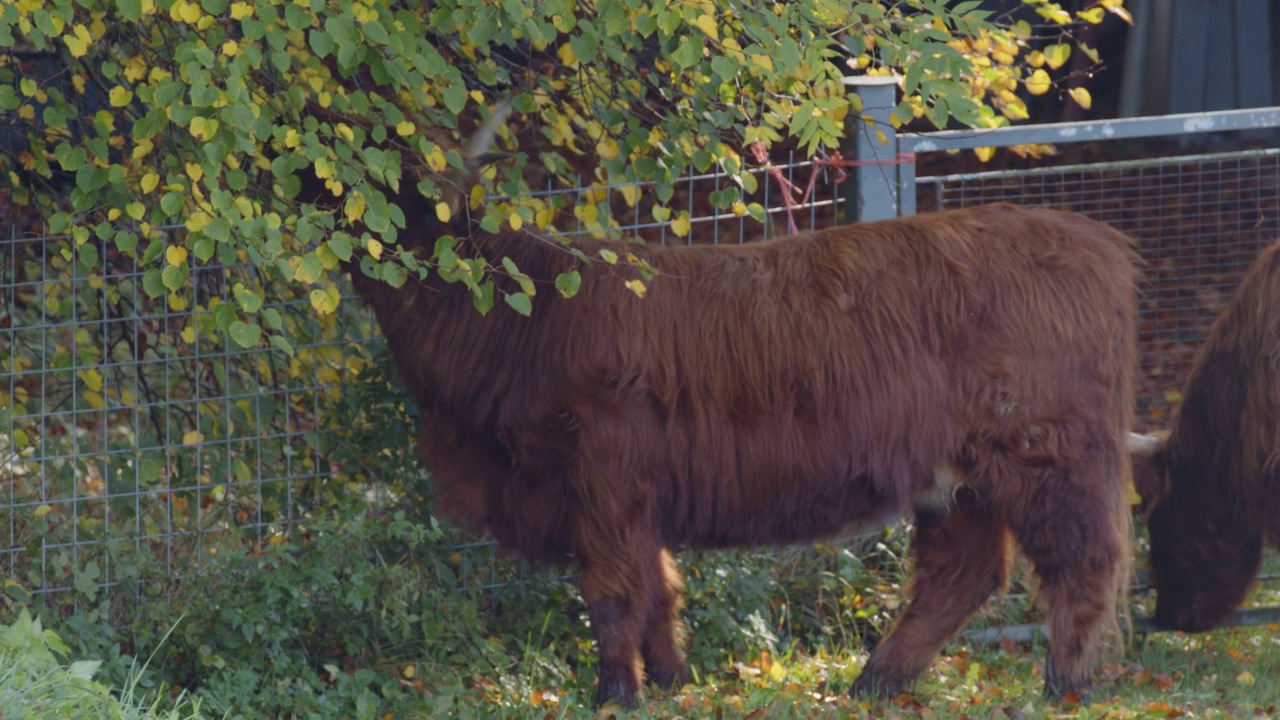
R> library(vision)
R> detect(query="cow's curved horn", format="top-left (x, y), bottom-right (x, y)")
top-left (1126, 431), bottom-right (1165, 457)
top-left (441, 102), bottom-right (512, 220)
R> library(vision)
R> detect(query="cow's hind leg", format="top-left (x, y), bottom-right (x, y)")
top-left (853, 489), bottom-right (1009, 697)
top-left (1010, 459), bottom-right (1125, 703)
top-left (639, 548), bottom-right (689, 691)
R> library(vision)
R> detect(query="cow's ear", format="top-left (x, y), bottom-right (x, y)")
top-left (1127, 431), bottom-right (1169, 510)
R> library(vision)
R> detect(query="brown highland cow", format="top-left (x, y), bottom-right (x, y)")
top-left (306, 109), bottom-right (1141, 707)
top-left (1129, 241), bottom-right (1280, 632)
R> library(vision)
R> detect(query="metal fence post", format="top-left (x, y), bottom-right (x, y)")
top-left (843, 75), bottom-right (901, 223)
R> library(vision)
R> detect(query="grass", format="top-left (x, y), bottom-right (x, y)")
top-left (0, 610), bottom-right (212, 720)
top-left (4, 515), bottom-right (1279, 720)
top-left (428, 622), bottom-right (1280, 719)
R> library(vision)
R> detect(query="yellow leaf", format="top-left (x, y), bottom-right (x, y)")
top-left (34, 504), bottom-right (53, 518)
top-left (108, 208), bottom-right (121, 221)
top-left (126, 202), bottom-right (145, 220)
top-left (1038, 7), bottom-right (1071, 23)
top-left (284, 128), bottom-right (301, 148)
top-left (396, 121), bottom-right (415, 137)
top-left (1076, 7), bottom-right (1105, 24)
top-left (123, 58), bottom-right (146, 82)
top-left (670, 214), bottom-right (691, 237)
top-left (974, 146), bottom-right (996, 163)
top-left (166, 245), bottom-right (188, 266)
top-left (181, 324), bottom-right (196, 343)
top-left (558, 43), bottom-right (577, 67)
top-left (1067, 86), bottom-right (1092, 110)
top-left (83, 390), bottom-right (105, 409)
top-left (344, 192), bottom-right (365, 223)
top-left (509, 212), bottom-right (523, 231)
top-left (1125, 480), bottom-right (1142, 506)
top-left (1026, 50), bottom-right (1045, 68)
top-left (109, 86), bottom-right (133, 107)
top-left (999, 98), bottom-right (1029, 120)
top-left (221, 39), bottom-right (239, 56)
top-left (1043, 43), bottom-right (1071, 70)
top-left (751, 54), bottom-right (772, 72)
top-left (120, 390), bottom-right (137, 406)
top-left (618, 184), bottom-right (640, 208)
top-left (1101, 0), bottom-right (1133, 23)
top-left (335, 123), bottom-right (354, 142)
top-left (168, 293), bottom-right (188, 311)
top-left (402, 665), bottom-right (416, 679)
top-left (178, 0), bottom-right (200, 23)
top-left (183, 430), bottom-right (203, 445)
top-left (185, 162), bottom-right (203, 182)
top-left (186, 211), bottom-right (210, 233)
top-left (140, 172), bottom-right (160, 193)
top-left (435, 202), bottom-right (452, 223)
top-left (1025, 69), bottom-right (1051, 96)
top-left (535, 207), bottom-right (555, 229)
top-left (692, 13), bottom-right (718, 41)
top-left (367, 238), bottom-right (384, 260)
top-left (64, 24), bottom-right (91, 58)
top-left (79, 368), bottom-right (104, 392)
top-left (310, 285), bottom-right (341, 315)
top-left (596, 138), bottom-right (620, 161)
top-left (624, 279), bottom-right (646, 298)
top-left (425, 148), bottom-right (447, 173)
top-left (229, 1), bottom-right (253, 19)
top-left (1237, 670), bottom-right (1255, 686)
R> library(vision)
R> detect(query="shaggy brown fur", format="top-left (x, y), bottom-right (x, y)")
top-left (311, 143), bottom-right (1139, 706)
top-left (1130, 242), bottom-right (1280, 632)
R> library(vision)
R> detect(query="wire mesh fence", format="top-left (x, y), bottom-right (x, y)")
top-left (0, 152), bottom-right (847, 606)
top-left (916, 148), bottom-right (1280, 432)
top-left (5, 141), bottom-right (1279, 608)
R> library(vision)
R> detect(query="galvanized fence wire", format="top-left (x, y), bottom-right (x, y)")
top-left (918, 148), bottom-right (1280, 432)
top-left (0, 151), bottom-right (847, 604)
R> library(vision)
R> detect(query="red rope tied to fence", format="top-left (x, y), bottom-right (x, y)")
top-left (747, 141), bottom-right (916, 235)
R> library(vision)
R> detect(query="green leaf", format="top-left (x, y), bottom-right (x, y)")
top-left (193, 237), bottom-right (216, 262)
top-left (555, 270), bottom-right (581, 298)
top-left (671, 36), bottom-right (704, 69)
top-left (309, 29), bottom-right (334, 57)
top-left (472, 280), bottom-right (495, 315)
top-left (142, 268), bottom-right (165, 298)
top-left (233, 283), bottom-right (263, 313)
top-left (161, 264), bottom-right (188, 293)
top-left (214, 302), bottom-right (237, 332)
top-left (261, 307), bottom-right (283, 331)
top-left (270, 335), bottom-right (295, 357)
top-left (228, 321), bottom-right (262, 348)
top-left (504, 291), bottom-right (532, 316)
top-left (114, 231), bottom-right (137, 255)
